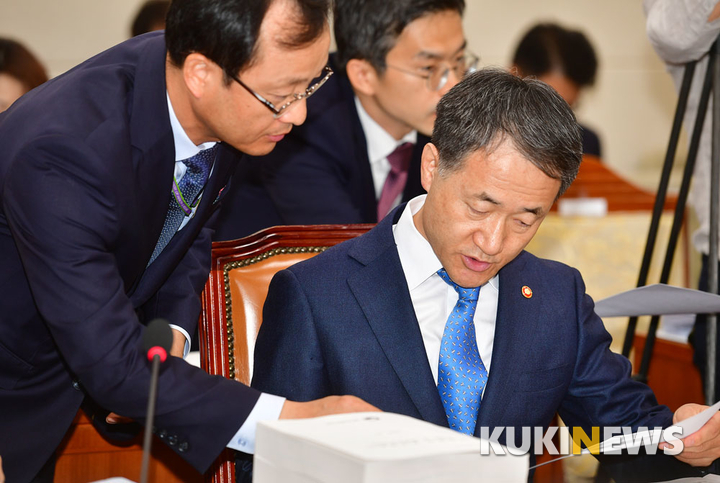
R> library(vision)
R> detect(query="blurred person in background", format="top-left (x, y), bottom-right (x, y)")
top-left (131, 0), bottom-right (171, 37)
top-left (0, 38), bottom-right (48, 112)
top-left (511, 22), bottom-right (602, 159)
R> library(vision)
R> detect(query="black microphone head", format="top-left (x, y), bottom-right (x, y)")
top-left (142, 318), bottom-right (173, 357)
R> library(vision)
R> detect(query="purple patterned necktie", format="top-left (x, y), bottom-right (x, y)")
top-left (377, 142), bottom-right (413, 221)
top-left (148, 146), bottom-right (218, 265)
top-left (436, 268), bottom-right (488, 435)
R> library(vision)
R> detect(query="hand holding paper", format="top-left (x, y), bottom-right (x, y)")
top-left (665, 402), bottom-right (720, 467)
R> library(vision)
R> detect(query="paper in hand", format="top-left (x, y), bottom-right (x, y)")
top-left (594, 284), bottom-right (720, 318)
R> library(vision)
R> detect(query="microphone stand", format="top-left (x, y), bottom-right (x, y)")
top-left (621, 36), bottom-right (720, 405)
top-left (708, 35), bottom-right (720, 404)
top-left (140, 350), bottom-right (163, 483)
top-left (139, 318), bottom-right (172, 483)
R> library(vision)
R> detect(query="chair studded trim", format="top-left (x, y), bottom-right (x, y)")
top-left (200, 224), bottom-right (373, 483)
top-left (221, 246), bottom-right (328, 379)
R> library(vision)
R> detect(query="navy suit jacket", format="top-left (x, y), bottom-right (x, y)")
top-left (213, 55), bottom-right (429, 241)
top-left (253, 206), bottom-right (678, 467)
top-left (0, 33), bottom-right (259, 482)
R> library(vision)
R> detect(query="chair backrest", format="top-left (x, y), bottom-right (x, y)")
top-left (199, 224), bottom-right (373, 483)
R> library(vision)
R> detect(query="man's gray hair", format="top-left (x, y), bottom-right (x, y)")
top-left (432, 68), bottom-right (582, 197)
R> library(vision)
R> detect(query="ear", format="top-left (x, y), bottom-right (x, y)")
top-left (509, 64), bottom-right (523, 77)
top-left (420, 143), bottom-right (440, 192)
top-left (345, 58), bottom-right (380, 96)
top-left (182, 53), bottom-right (217, 99)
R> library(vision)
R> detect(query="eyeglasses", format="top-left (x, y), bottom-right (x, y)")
top-left (229, 65), bottom-right (333, 118)
top-left (387, 52), bottom-right (479, 91)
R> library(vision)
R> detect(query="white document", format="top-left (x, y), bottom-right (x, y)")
top-left (583, 400), bottom-right (720, 455)
top-left (532, 401), bottom-right (720, 471)
top-left (663, 400), bottom-right (720, 443)
top-left (594, 284), bottom-right (720, 318)
top-left (254, 412), bottom-right (528, 483)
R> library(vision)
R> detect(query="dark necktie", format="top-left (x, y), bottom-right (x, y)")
top-left (436, 268), bottom-right (488, 435)
top-left (376, 142), bottom-right (413, 221)
top-left (148, 146), bottom-right (218, 264)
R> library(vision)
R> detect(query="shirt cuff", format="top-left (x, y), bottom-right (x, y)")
top-left (168, 324), bottom-right (191, 359)
top-left (226, 393), bottom-right (286, 454)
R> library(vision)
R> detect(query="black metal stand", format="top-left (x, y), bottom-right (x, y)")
top-left (707, 37), bottom-right (720, 404)
top-left (621, 37), bottom-right (720, 405)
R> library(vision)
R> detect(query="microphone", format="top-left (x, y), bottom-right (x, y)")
top-left (140, 318), bottom-right (173, 483)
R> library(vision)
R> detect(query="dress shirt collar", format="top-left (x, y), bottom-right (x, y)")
top-left (393, 195), bottom-right (499, 292)
top-left (354, 95), bottom-right (417, 165)
top-left (167, 92), bottom-right (217, 161)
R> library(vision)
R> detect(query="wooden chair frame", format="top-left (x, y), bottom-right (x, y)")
top-left (199, 224), bottom-right (373, 483)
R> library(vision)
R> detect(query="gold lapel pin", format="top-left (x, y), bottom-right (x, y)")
top-left (522, 286), bottom-right (533, 299)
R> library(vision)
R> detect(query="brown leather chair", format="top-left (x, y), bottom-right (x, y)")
top-left (199, 224), bottom-right (373, 483)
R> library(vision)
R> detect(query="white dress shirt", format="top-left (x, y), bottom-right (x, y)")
top-left (165, 93), bottom-right (285, 453)
top-left (392, 195), bottom-right (499, 386)
top-left (354, 96), bottom-right (417, 209)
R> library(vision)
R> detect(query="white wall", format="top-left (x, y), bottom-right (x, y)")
top-left (464, 0), bottom-right (683, 189)
top-left (0, 0), bottom-right (150, 76)
top-left (0, 0), bottom-right (682, 189)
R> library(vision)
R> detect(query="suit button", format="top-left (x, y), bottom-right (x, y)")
top-left (168, 434), bottom-right (178, 446)
top-left (157, 429), bottom-right (167, 440)
top-left (178, 441), bottom-right (189, 453)
top-left (72, 380), bottom-right (81, 391)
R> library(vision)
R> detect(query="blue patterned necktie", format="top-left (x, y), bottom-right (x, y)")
top-left (148, 146), bottom-right (218, 264)
top-left (437, 268), bottom-right (488, 435)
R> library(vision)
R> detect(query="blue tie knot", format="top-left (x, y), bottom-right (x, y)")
top-left (182, 145), bottom-right (217, 180)
top-left (437, 268), bottom-right (479, 302)
top-left (147, 145), bottom-right (219, 266)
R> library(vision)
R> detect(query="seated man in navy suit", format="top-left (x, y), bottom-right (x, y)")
top-left (253, 69), bottom-right (720, 479)
top-left (0, 0), bottom-right (375, 481)
top-left (213, 0), bottom-right (477, 240)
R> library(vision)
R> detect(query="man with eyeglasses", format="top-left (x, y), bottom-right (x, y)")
top-left (213, 0), bottom-right (476, 241)
top-left (0, 0), bottom-right (376, 481)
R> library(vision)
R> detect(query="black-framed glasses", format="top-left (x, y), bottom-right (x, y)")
top-left (387, 52), bottom-right (479, 91)
top-left (229, 65), bottom-right (333, 118)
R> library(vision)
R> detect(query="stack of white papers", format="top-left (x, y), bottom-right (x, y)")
top-left (253, 412), bottom-right (528, 483)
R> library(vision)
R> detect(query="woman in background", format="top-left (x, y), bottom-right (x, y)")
top-left (0, 37), bottom-right (48, 112)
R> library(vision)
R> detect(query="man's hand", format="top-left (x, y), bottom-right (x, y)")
top-left (0, 455), bottom-right (5, 483)
top-left (279, 395), bottom-right (380, 419)
top-left (170, 328), bottom-right (186, 358)
top-left (662, 403), bottom-right (720, 466)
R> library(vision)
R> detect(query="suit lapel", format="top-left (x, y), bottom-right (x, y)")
top-left (129, 145), bottom-right (237, 304)
top-left (123, 35), bottom-right (175, 296)
top-left (476, 252), bottom-right (541, 432)
top-left (346, 215), bottom-right (448, 427)
top-left (344, 88), bottom-right (377, 222)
